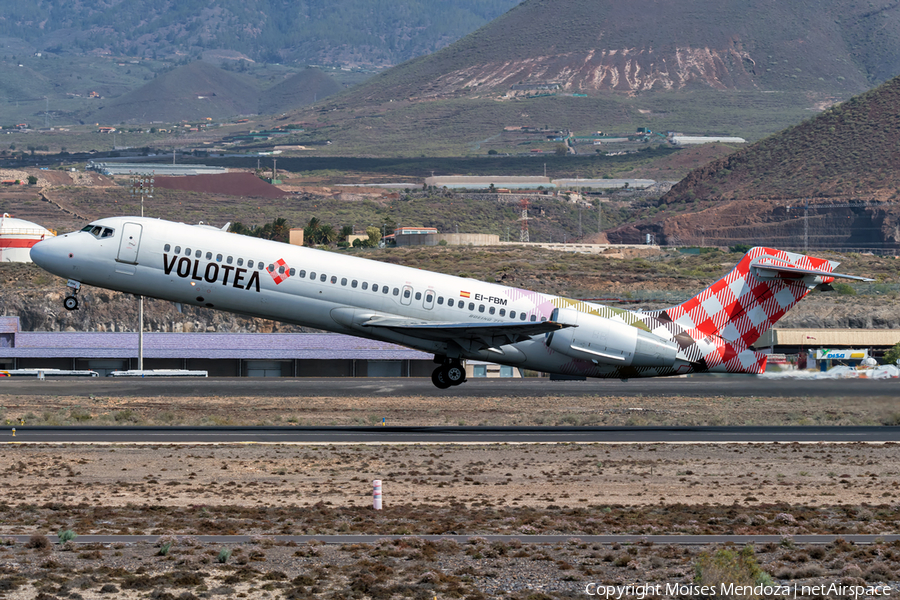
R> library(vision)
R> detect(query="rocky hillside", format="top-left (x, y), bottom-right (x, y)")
top-left (5, 248), bottom-right (897, 333)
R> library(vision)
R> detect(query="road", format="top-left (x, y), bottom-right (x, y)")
top-left (5, 425), bottom-right (900, 444)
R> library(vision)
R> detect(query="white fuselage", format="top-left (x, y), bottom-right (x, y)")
top-left (30, 216), bottom-right (662, 377)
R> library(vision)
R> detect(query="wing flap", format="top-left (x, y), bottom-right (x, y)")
top-left (362, 317), bottom-right (571, 350)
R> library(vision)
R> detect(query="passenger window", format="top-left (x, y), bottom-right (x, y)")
top-left (258, 262), bottom-right (264, 270)
top-left (227, 256), bottom-right (233, 264)
top-left (520, 313), bottom-right (527, 321)
top-left (289, 268), bottom-right (295, 276)
top-left (499, 308), bottom-right (506, 316)
top-left (175, 246), bottom-right (182, 254)
top-left (540, 316), bottom-right (547, 322)
top-left (267, 263), bottom-right (275, 272)
top-left (448, 299), bottom-right (454, 307)
top-left (351, 280), bottom-right (358, 288)
top-left (489, 306), bottom-right (495, 315)
top-left (279, 266), bottom-right (286, 274)
top-left (372, 284), bottom-right (378, 292)
top-left (331, 276), bottom-right (337, 284)
top-left (341, 278), bottom-right (347, 286)
top-left (320, 274), bottom-right (327, 282)
top-left (530, 314), bottom-right (536, 322)
top-left (207, 252), bottom-right (213, 260)
top-left (468, 302), bottom-right (475, 311)
top-left (437, 296), bottom-right (444, 305)
top-left (247, 259), bottom-right (253, 267)
top-left (164, 244), bottom-right (171, 252)
top-left (392, 288), bottom-right (398, 296)
top-left (404, 290), bottom-right (411, 299)
top-left (415, 292), bottom-right (421, 300)
top-left (237, 258), bottom-right (243, 266)
top-left (185, 248), bottom-right (191, 256)
top-left (510, 311), bottom-right (516, 319)
top-left (195, 250), bottom-right (201, 258)
top-left (478, 305), bottom-right (485, 313)
top-left (217, 254), bottom-right (223, 262)
top-left (425, 293), bottom-right (433, 303)
top-left (298, 270), bottom-right (306, 278)
top-left (362, 282), bottom-right (368, 290)
top-left (310, 272), bottom-right (316, 279)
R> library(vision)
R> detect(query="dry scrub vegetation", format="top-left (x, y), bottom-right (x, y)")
top-left (0, 535), bottom-right (898, 599)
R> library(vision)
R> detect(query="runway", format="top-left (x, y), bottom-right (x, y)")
top-left (5, 425), bottom-right (900, 444)
top-left (0, 376), bottom-right (896, 398)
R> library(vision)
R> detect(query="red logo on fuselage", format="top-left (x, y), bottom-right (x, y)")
top-left (268, 258), bottom-right (291, 285)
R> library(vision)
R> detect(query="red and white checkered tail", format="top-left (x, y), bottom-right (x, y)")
top-left (658, 248), bottom-right (866, 375)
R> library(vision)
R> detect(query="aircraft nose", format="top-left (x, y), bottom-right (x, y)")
top-left (30, 236), bottom-right (69, 276)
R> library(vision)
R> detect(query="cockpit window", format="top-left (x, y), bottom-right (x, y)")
top-left (82, 225), bottom-right (114, 239)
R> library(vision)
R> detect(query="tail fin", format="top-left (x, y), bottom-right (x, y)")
top-left (650, 248), bottom-right (869, 374)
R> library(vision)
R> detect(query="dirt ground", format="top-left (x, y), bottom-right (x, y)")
top-left (0, 394), bottom-right (899, 598)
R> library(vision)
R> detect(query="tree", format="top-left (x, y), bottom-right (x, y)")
top-left (26, 175), bottom-right (37, 185)
top-left (884, 342), bottom-right (900, 366)
top-left (338, 225), bottom-right (353, 243)
top-left (554, 143), bottom-right (568, 156)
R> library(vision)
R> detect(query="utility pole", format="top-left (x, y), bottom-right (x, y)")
top-left (129, 173), bottom-right (154, 371)
top-left (804, 198), bottom-right (809, 253)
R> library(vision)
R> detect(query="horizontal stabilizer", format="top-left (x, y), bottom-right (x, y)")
top-left (750, 257), bottom-right (873, 282)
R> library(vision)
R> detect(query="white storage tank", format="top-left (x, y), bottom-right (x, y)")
top-left (0, 214), bottom-right (55, 263)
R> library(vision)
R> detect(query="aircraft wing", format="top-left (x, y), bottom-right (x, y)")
top-left (361, 317), bottom-right (571, 352)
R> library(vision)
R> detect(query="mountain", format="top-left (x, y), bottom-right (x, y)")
top-left (86, 61), bottom-right (260, 123)
top-left (268, 0), bottom-right (900, 155)
top-left (0, 0), bottom-right (522, 68)
top-left (260, 69), bottom-right (342, 115)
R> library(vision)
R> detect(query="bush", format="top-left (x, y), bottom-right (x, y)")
top-left (25, 534), bottom-right (50, 550)
top-left (217, 548), bottom-right (232, 563)
top-left (57, 529), bottom-right (77, 543)
top-left (694, 546), bottom-right (773, 599)
top-left (833, 282), bottom-right (857, 296)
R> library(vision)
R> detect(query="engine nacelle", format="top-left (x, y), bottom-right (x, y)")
top-left (546, 307), bottom-right (678, 367)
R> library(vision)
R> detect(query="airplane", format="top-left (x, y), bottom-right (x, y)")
top-left (29, 216), bottom-right (872, 388)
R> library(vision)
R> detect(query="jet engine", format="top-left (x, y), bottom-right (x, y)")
top-left (546, 307), bottom-right (678, 367)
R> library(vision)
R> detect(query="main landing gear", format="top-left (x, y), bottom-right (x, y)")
top-left (63, 280), bottom-right (81, 311)
top-left (431, 358), bottom-right (466, 389)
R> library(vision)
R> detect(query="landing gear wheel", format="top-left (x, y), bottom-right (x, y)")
top-left (445, 364), bottom-right (466, 386)
top-left (431, 367), bottom-right (452, 389)
top-left (63, 296), bottom-right (79, 311)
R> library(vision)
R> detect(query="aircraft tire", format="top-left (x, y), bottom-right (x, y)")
top-left (63, 296), bottom-right (79, 311)
top-left (431, 367), bottom-right (452, 389)
top-left (445, 364), bottom-right (466, 385)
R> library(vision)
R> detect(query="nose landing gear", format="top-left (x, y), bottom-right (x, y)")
top-left (431, 358), bottom-right (466, 389)
top-left (63, 279), bottom-right (81, 311)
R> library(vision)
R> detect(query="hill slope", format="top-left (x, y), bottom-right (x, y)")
top-left (259, 69), bottom-right (343, 115)
top-left (606, 74), bottom-right (900, 250)
top-left (86, 61), bottom-right (260, 123)
top-left (330, 0), bottom-right (900, 106)
top-left (0, 0), bottom-right (521, 68)
top-left (662, 74), bottom-right (900, 202)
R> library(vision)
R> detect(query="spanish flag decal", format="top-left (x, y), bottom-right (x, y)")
top-left (460, 291), bottom-right (471, 298)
